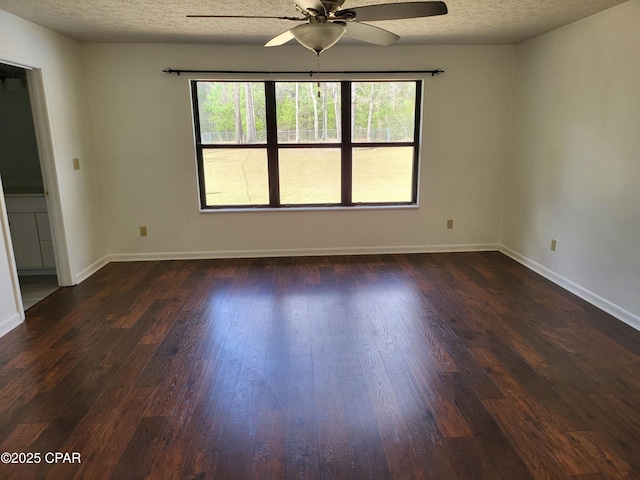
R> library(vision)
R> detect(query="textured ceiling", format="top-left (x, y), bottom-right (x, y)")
top-left (0, 0), bottom-right (629, 45)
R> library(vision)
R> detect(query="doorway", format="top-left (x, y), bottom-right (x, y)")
top-left (0, 63), bottom-right (59, 310)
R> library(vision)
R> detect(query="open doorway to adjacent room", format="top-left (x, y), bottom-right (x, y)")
top-left (0, 62), bottom-right (59, 310)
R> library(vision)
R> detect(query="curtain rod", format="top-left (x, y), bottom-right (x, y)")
top-left (163, 67), bottom-right (444, 77)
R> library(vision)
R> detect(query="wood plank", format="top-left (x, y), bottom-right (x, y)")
top-left (349, 288), bottom-right (427, 480)
top-left (286, 354), bottom-right (320, 480)
top-left (338, 374), bottom-right (392, 479)
top-left (49, 386), bottom-right (157, 480)
top-left (250, 410), bottom-right (287, 480)
top-left (311, 334), bottom-right (349, 446)
top-left (110, 415), bottom-right (170, 479)
top-left (318, 443), bottom-right (353, 480)
top-left (481, 365), bottom-right (599, 476)
top-left (438, 372), bottom-right (535, 480)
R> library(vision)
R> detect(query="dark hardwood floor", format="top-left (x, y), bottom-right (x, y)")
top-left (1, 252), bottom-right (639, 479)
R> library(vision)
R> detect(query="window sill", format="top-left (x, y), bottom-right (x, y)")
top-left (198, 204), bottom-right (420, 214)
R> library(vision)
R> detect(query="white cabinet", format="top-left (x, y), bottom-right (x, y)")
top-left (7, 212), bottom-right (43, 268)
top-left (5, 195), bottom-right (55, 271)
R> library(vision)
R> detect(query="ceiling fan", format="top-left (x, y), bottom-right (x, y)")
top-left (188, 0), bottom-right (448, 56)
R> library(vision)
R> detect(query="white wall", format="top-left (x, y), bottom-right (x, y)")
top-left (502, 0), bottom-right (640, 325)
top-left (82, 43), bottom-right (514, 259)
top-left (0, 10), bottom-right (108, 334)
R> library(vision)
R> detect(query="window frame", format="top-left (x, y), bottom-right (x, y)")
top-left (191, 79), bottom-right (422, 210)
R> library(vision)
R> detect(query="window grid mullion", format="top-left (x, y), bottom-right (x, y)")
top-left (265, 81), bottom-right (280, 207)
top-left (341, 81), bottom-right (352, 206)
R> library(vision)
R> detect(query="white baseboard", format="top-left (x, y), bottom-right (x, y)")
top-left (0, 312), bottom-right (23, 338)
top-left (109, 243), bottom-right (500, 262)
top-left (73, 255), bottom-right (110, 285)
top-left (499, 245), bottom-right (640, 333)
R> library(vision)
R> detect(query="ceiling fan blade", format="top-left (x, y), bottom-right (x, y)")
top-left (187, 14), bottom-right (305, 21)
top-left (265, 29), bottom-right (296, 47)
top-left (344, 21), bottom-right (399, 46)
top-left (342, 1), bottom-right (448, 22)
top-left (294, 0), bottom-right (326, 15)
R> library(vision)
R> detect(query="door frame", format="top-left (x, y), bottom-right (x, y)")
top-left (25, 67), bottom-right (72, 286)
top-left (1, 56), bottom-right (73, 321)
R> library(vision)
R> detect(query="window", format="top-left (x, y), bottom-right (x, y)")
top-left (191, 80), bottom-right (421, 209)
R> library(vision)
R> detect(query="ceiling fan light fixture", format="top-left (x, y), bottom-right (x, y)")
top-left (291, 22), bottom-right (346, 55)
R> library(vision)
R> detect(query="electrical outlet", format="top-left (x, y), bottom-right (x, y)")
top-left (140, 226), bottom-right (148, 237)
top-left (550, 239), bottom-right (557, 251)
top-left (447, 219), bottom-right (454, 229)
top-left (73, 158), bottom-right (80, 170)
